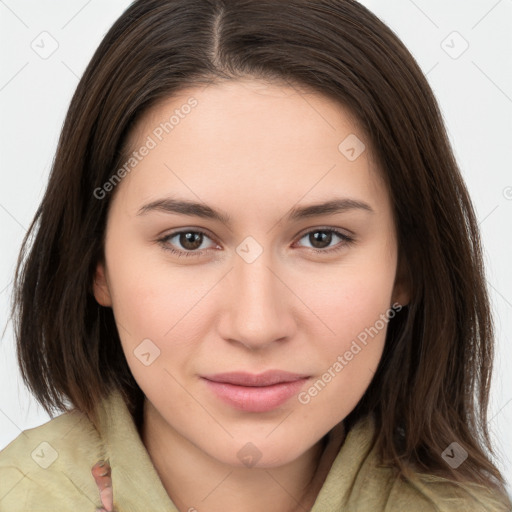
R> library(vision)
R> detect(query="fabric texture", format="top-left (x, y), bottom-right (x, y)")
top-left (0, 388), bottom-right (510, 511)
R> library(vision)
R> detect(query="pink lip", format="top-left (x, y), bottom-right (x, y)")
top-left (201, 371), bottom-right (310, 412)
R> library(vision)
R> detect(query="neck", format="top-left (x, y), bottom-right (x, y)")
top-left (140, 398), bottom-right (345, 512)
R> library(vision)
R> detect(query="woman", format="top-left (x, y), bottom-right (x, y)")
top-left (1, 0), bottom-right (510, 510)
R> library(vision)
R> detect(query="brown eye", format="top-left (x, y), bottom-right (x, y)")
top-left (158, 229), bottom-right (217, 258)
top-left (308, 230), bottom-right (334, 249)
top-left (178, 232), bottom-right (204, 251)
top-left (296, 229), bottom-right (354, 253)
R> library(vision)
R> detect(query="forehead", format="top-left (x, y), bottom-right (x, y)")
top-left (134, 78), bottom-right (363, 151)
top-left (115, 79), bottom-right (388, 220)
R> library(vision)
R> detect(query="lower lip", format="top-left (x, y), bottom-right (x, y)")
top-left (202, 378), bottom-right (309, 413)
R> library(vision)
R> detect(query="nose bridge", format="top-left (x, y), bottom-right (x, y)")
top-left (221, 244), bottom-right (293, 349)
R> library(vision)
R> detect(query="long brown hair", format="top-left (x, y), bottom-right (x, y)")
top-left (11, 0), bottom-right (509, 498)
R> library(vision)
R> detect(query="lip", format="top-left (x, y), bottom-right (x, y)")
top-left (201, 371), bottom-right (310, 412)
top-left (202, 370), bottom-right (309, 386)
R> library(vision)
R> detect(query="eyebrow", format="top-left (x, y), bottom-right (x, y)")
top-left (136, 196), bottom-right (374, 225)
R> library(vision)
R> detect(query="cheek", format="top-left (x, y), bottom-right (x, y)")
top-left (294, 249), bottom-right (396, 413)
top-left (303, 244), bottom-right (397, 346)
top-left (102, 236), bottom-right (194, 377)
top-left (107, 263), bottom-right (172, 341)
top-left (103, 235), bottom-right (220, 393)
top-left (104, 226), bottom-right (194, 339)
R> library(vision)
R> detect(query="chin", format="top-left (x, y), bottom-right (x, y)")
top-left (208, 436), bottom-right (310, 469)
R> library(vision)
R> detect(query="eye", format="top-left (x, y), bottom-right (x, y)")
top-left (294, 228), bottom-right (354, 254)
top-left (158, 229), bottom-right (218, 258)
top-left (157, 227), bottom-right (355, 258)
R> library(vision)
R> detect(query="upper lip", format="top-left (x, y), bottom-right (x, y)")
top-left (201, 370), bottom-right (309, 387)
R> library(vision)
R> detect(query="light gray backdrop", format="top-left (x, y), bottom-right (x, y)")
top-left (1, 0), bottom-right (511, 495)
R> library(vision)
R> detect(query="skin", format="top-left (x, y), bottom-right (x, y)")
top-left (93, 78), bottom-right (409, 512)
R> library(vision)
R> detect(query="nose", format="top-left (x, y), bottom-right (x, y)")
top-left (217, 249), bottom-right (296, 351)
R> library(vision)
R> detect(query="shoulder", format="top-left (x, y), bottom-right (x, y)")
top-left (338, 416), bottom-right (512, 511)
top-left (0, 408), bottom-right (106, 511)
top-left (383, 471), bottom-right (512, 512)
top-left (345, 461), bottom-right (511, 511)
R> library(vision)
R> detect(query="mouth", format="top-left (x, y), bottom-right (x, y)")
top-left (200, 370), bottom-right (310, 412)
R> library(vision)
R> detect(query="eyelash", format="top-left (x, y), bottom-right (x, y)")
top-left (157, 228), bottom-right (355, 258)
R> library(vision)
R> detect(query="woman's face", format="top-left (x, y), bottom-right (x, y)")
top-left (94, 79), bottom-right (408, 468)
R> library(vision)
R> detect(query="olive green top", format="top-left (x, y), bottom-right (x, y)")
top-left (0, 389), bottom-right (509, 511)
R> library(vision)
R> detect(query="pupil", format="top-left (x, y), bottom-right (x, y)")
top-left (181, 232), bottom-right (202, 250)
top-left (311, 231), bottom-right (331, 249)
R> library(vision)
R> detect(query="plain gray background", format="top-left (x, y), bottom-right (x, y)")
top-left (1, 0), bottom-right (511, 494)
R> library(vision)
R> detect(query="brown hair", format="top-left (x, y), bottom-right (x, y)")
top-left (11, 0), bottom-right (509, 499)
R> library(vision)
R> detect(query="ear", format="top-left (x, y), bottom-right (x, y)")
top-left (391, 254), bottom-right (411, 307)
top-left (93, 261), bottom-right (112, 307)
